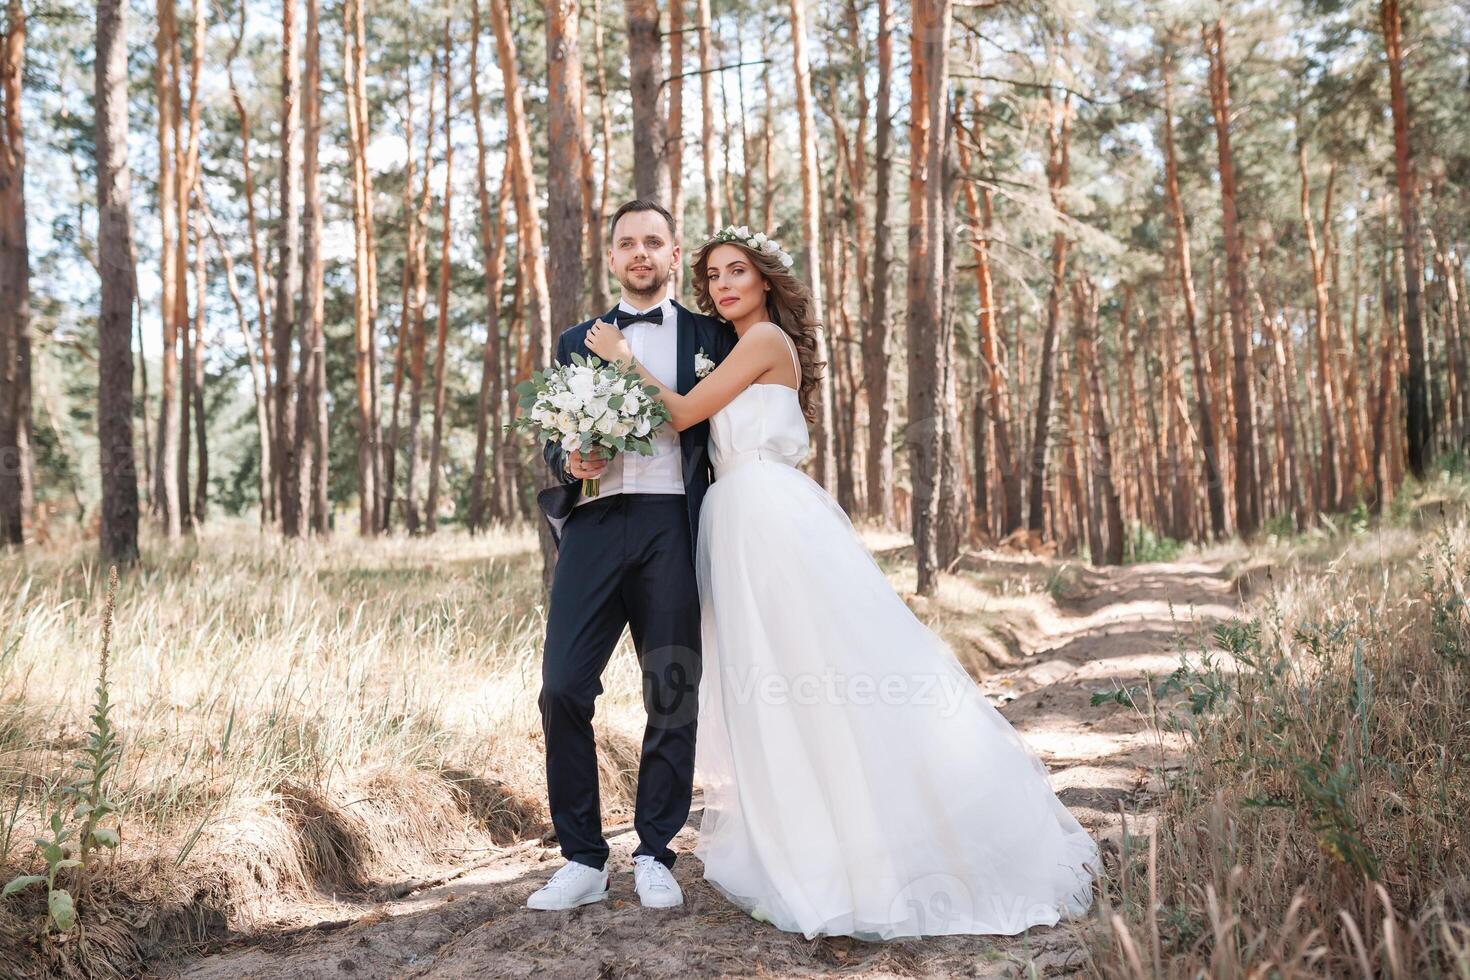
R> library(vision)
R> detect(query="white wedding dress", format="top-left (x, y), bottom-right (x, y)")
top-left (692, 328), bottom-right (1099, 941)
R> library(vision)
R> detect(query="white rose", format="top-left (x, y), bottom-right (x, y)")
top-left (762, 239), bottom-right (780, 254)
top-left (753, 232), bottom-right (767, 245)
top-left (594, 414), bottom-right (615, 435)
top-left (566, 367), bottom-right (595, 400)
top-left (611, 418), bottom-right (633, 438)
top-left (634, 418), bottom-right (651, 437)
top-left (780, 253), bottom-right (794, 268)
top-left (737, 225), bottom-right (750, 238)
top-left (560, 432), bottom-right (582, 451)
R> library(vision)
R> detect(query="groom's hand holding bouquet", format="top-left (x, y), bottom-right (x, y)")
top-left (509, 351), bottom-right (672, 498)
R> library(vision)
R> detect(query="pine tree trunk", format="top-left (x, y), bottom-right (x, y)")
top-left (696, 0), bottom-right (719, 230)
top-left (404, 61), bottom-right (436, 535)
top-left (862, 0), bottom-right (895, 523)
top-left (905, 0), bottom-right (951, 594)
top-left (787, 0), bottom-right (836, 490)
top-left (275, 0), bottom-right (302, 537)
top-left (547, 0), bottom-right (587, 337)
top-left (344, 0), bottom-right (378, 535)
top-left (154, 0), bottom-right (181, 536)
top-left (1161, 48), bottom-right (1226, 539)
top-left (589, 0), bottom-right (613, 310)
top-left (297, 0), bottom-right (327, 535)
top-left (426, 22), bottom-right (455, 535)
top-left (958, 94), bottom-right (1020, 535)
top-left (226, 12), bottom-right (274, 522)
top-left (1025, 93), bottom-right (1071, 537)
top-left (468, 0), bottom-right (508, 532)
top-left (96, 0), bottom-right (140, 564)
top-left (488, 0), bottom-right (554, 580)
top-left (1297, 140), bottom-right (1342, 515)
top-left (0, 0), bottom-right (30, 548)
top-left (190, 208), bottom-right (209, 525)
top-left (1073, 279), bottom-right (1123, 564)
top-left (626, 0), bottom-right (668, 202)
top-left (1205, 19), bottom-right (1260, 538)
top-left (1379, 0), bottom-right (1430, 478)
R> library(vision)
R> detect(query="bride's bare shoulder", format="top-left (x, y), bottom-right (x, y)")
top-left (735, 321), bottom-right (785, 343)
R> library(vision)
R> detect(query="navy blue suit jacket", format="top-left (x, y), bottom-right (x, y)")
top-left (537, 300), bottom-right (738, 558)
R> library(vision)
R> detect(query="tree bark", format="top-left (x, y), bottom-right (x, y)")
top-left (0, 0), bottom-right (30, 547)
top-left (226, 6), bottom-right (274, 522)
top-left (863, 0), bottom-right (895, 523)
top-left (345, 0), bottom-right (379, 535)
top-left (96, 0), bottom-right (140, 565)
top-left (1204, 19), bottom-right (1259, 538)
top-left (469, 0), bottom-right (509, 532)
top-left (1379, 0), bottom-right (1429, 478)
top-left (1073, 278), bottom-right (1122, 563)
top-left (153, 0), bottom-right (181, 536)
top-left (697, 0), bottom-right (719, 230)
top-left (626, 0), bottom-right (668, 202)
top-left (958, 94), bottom-right (1020, 535)
top-left (787, 0), bottom-right (836, 490)
top-left (426, 21), bottom-right (455, 534)
top-left (275, 0), bottom-right (302, 537)
top-left (296, 0), bottom-right (327, 535)
top-left (1025, 93), bottom-right (1071, 536)
top-left (905, 0), bottom-right (951, 594)
top-left (1161, 45), bottom-right (1226, 539)
top-left (547, 0), bottom-right (587, 334)
top-left (488, 0), bottom-right (554, 578)
top-left (589, 0), bottom-right (613, 309)
top-left (404, 55), bottom-right (436, 535)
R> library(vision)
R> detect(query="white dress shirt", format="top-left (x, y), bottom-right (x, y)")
top-left (574, 295), bottom-right (685, 506)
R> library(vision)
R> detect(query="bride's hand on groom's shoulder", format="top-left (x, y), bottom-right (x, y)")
top-left (586, 320), bottom-right (631, 363)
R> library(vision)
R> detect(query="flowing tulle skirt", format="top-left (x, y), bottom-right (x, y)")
top-left (693, 458), bottom-right (1099, 941)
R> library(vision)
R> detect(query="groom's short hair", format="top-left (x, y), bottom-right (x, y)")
top-left (610, 199), bottom-right (676, 241)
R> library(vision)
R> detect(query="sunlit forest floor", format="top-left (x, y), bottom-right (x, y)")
top-left (2, 480), bottom-right (1468, 978)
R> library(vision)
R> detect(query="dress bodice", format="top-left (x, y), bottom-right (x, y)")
top-left (710, 383), bottom-right (810, 480)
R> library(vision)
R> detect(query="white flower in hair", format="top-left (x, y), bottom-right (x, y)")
top-left (710, 224), bottom-right (796, 272)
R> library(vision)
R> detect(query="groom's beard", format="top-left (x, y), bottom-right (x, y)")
top-left (617, 267), bottom-right (673, 308)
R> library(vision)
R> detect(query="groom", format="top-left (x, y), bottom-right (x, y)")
top-left (529, 200), bottom-right (737, 911)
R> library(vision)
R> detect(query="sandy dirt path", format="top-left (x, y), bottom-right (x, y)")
top-left (159, 556), bottom-right (1240, 980)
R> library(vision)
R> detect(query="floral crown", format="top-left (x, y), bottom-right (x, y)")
top-left (707, 225), bottom-right (795, 269)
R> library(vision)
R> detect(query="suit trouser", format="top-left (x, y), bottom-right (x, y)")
top-left (539, 492), bottom-right (701, 871)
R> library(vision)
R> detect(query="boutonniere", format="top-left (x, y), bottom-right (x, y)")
top-left (694, 348), bottom-right (715, 379)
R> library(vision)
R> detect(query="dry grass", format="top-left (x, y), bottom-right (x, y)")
top-left (0, 520), bottom-right (646, 976)
top-left (1085, 487), bottom-right (1470, 978)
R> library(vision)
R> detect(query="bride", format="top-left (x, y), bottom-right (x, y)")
top-left (584, 225), bottom-right (1099, 941)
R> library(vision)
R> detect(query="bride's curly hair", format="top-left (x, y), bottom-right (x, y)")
top-left (689, 237), bottom-right (826, 423)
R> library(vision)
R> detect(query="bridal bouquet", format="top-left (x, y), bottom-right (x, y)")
top-left (510, 352), bottom-right (672, 498)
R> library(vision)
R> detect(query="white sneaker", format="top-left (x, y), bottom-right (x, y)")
top-left (632, 854), bottom-right (683, 908)
top-left (526, 859), bottom-right (609, 910)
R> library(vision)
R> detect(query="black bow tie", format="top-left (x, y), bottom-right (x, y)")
top-left (615, 307), bottom-right (664, 328)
